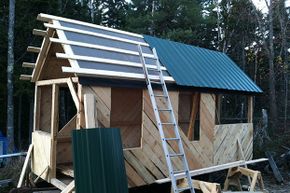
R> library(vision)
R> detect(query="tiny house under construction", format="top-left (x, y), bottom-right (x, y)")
top-left (21, 14), bottom-right (262, 188)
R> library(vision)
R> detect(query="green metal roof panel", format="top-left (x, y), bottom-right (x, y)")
top-left (72, 128), bottom-right (128, 193)
top-left (144, 35), bottom-right (262, 93)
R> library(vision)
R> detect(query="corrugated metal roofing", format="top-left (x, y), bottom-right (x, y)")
top-left (72, 128), bottom-right (128, 193)
top-left (144, 35), bottom-right (262, 93)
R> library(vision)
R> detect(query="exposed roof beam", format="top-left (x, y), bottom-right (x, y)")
top-left (56, 53), bottom-right (167, 71)
top-left (22, 62), bottom-right (35, 68)
top-left (62, 67), bottom-right (175, 82)
top-left (33, 29), bottom-right (48, 37)
top-left (20, 74), bottom-right (32, 81)
top-left (37, 13), bottom-right (143, 38)
top-left (44, 23), bottom-right (149, 47)
top-left (27, 46), bottom-right (41, 53)
top-left (50, 38), bottom-right (155, 59)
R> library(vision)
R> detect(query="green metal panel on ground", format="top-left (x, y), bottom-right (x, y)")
top-left (72, 128), bottom-right (128, 193)
top-left (144, 35), bottom-right (262, 94)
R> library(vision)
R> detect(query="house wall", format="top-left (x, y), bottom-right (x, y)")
top-left (82, 85), bottom-right (253, 187)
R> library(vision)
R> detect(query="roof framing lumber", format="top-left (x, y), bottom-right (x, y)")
top-left (20, 74), bottom-right (32, 80)
top-left (32, 28), bottom-right (55, 82)
top-left (50, 38), bottom-right (155, 59)
top-left (67, 78), bottom-right (80, 110)
top-left (44, 23), bottom-right (149, 47)
top-left (56, 53), bottom-right (166, 71)
top-left (27, 46), bottom-right (41, 53)
top-left (62, 67), bottom-right (175, 82)
top-left (33, 29), bottom-right (48, 37)
top-left (22, 62), bottom-right (35, 68)
top-left (36, 77), bottom-right (78, 86)
top-left (37, 13), bottom-right (143, 38)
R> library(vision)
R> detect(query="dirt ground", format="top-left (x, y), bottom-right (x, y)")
top-left (263, 173), bottom-right (290, 193)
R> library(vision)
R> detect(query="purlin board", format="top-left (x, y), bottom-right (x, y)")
top-left (72, 128), bottom-right (128, 193)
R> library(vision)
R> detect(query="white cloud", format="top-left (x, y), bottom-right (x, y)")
top-left (252, 0), bottom-right (268, 13)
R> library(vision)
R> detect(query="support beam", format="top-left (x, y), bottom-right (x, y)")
top-left (67, 78), bottom-right (80, 110)
top-left (84, 94), bottom-right (97, 128)
top-left (248, 96), bottom-right (253, 123)
top-left (22, 62), bottom-right (35, 68)
top-left (36, 77), bottom-right (78, 86)
top-left (33, 29), bottom-right (47, 37)
top-left (20, 74), bottom-right (32, 80)
top-left (27, 46), bottom-right (41, 53)
top-left (50, 84), bottom-right (59, 179)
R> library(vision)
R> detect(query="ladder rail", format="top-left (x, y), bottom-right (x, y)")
top-left (152, 48), bottom-right (195, 192)
top-left (138, 45), bottom-right (195, 193)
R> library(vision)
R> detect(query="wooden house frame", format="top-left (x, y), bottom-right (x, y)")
top-left (21, 13), bottom-right (262, 189)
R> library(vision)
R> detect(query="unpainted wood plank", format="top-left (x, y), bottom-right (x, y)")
top-left (248, 96), bottom-right (253, 123)
top-left (36, 77), bottom-right (78, 86)
top-left (17, 144), bottom-right (34, 188)
top-left (60, 180), bottom-right (75, 193)
top-left (84, 94), bottom-right (96, 128)
top-left (27, 46), bottom-right (41, 53)
top-left (50, 84), bottom-right (59, 179)
top-left (67, 78), bottom-right (80, 110)
top-left (22, 62), bottom-right (35, 68)
top-left (19, 74), bottom-right (32, 80)
top-left (33, 29), bottom-right (48, 37)
top-left (31, 131), bottom-right (51, 181)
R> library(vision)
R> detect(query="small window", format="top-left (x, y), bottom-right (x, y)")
top-left (217, 94), bottom-right (248, 124)
top-left (178, 92), bottom-right (200, 141)
top-left (111, 88), bottom-right (142, 149)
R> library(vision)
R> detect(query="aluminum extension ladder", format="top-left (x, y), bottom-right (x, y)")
top-left (137, 45), bottom-right (195, 193)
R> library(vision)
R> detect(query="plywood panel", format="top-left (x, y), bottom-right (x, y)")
top-left (32, 131), bottom-right (51, 181)
top-left (213, 123), bottom-right (253, 165)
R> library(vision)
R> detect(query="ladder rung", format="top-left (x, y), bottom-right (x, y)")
top-left (161, 122), bottom-right (175, 125)
top-left (168, 153), bottom-right (184, 157)
top-left (154, 94), bottom-right (168, 98)
top-left (158, 108), bottom-right (172, 111)
top-left (150, 81), bottom-right (162, 84)
top-left (176, 187), bottom-right (192, 192)
top-left (172, 170), bottom-right (186, 174)
top-left (164, 138), bottom-right (180, 141)
top-left (147, 67), bottom-right (160, 71)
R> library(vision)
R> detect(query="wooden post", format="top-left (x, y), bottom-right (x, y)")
top-left (33, 86), bottom-right (41, 131)
top-left (84, 94), bottom-right (97, 128)
top-left (248, 96), bottom-right (253, 123)
top-left (50, 84), bottom-right (59, 179)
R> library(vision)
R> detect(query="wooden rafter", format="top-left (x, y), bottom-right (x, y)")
top-left (67, 78), bottom-right (80, 110)
top-left (33, 29), bottom-right (48, 37)
top-left (62, 67), bottom-right (175, 82)
top-left (27, 46), bottom-right (41, 53)
top-left (19, 74), bottom-right (32, 80)
top-left (22, 62), bottom-right (35, 68)
top-left (56, 53), bottom-right (166, 71)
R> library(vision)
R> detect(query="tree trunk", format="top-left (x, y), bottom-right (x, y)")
top-left (7, 0), bottom-right (15, 153)
top-left (268, 0), bottom-right (278, 128)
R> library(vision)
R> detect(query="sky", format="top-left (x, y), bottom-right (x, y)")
top-left (252, 0), bottom-right (268, 13)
